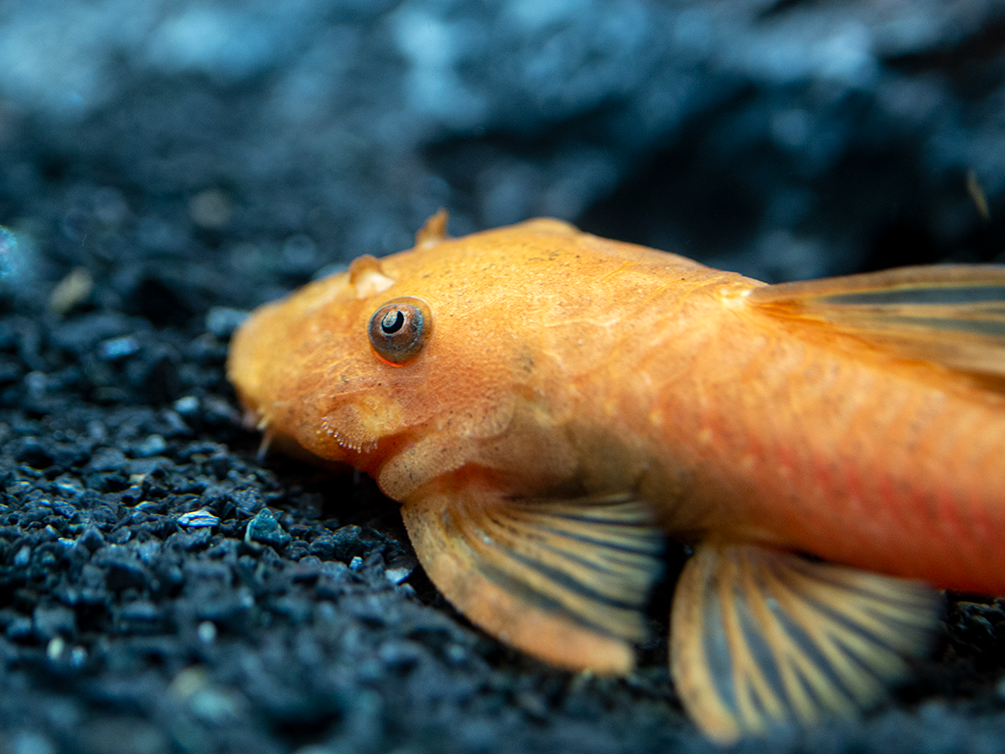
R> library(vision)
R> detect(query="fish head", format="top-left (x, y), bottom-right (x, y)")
top-left (227, 252), bottom-right (441, 464)
top-left (228, 212), bottom-right (717, 499)
top-left (228, 215), bottom-right (590, 495)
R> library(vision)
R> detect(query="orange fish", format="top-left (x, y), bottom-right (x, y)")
top-left (227, 212), bottom-right (1005, 742)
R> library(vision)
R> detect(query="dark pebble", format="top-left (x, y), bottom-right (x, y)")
top-left (89, 448), bottom-right (126, 473)
top-left (6, 615), bottom-right (33, 642)
top-left (315, 561), bottom-right (351, 600)
top-left (266, 596), bottom-right (313, 623)
top-left (16, 438), bottom-right (53, 470)
top-left (121, 275), bottom-right (193, 327)
top-left (103, 560), bottom-right (149, 593)
top-left (377, 639), bottom-right (423, 671)
top-left (0, 356), bottom-right (22, 384)
top-left (291, 556), bottom-right (322, 583)
top-left (33, 604), bottom-right (76, 640)
top-left (97, 336), bottom-right (140, 362)
top-left (182, 560), bottom-right (230, 590)
top-left (231, 488), bottom-right (264, 517)
top-left (125, 457), bottom-right (173, 478)
top-left (205, 307), bottom-right (248, 338)
top-left (348, 594), bottom-right (391, 627)
top-left (126, 345), bottom-right (180, 404)
top-left (79, 527), bottom-right (105, 553)
top-left (201, 395), bottom-right (241, 426)
top-left (80, 716), bottom-right (168, 754)
top-left (196, 589), bottom-right (254, 626)
top-left (49, 314), bottom-right (131, 353)
top-left (134, 434), bottom-right (167, 458)
top-left (323, 525), bottom-right (381, 563)
top-left (116, 601), bottom-right (163, 634)
top-left (245, 509), bottom-right (291, 549)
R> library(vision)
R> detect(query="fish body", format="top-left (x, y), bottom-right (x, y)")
top-left (228, 213), bottom-right (1005, 741)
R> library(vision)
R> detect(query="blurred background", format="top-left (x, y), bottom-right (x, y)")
top-left (1, 0), bottom-right (1003, 317)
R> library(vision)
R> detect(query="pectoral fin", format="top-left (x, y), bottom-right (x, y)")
top-left (748, 265), bottom-right (1005, 378)
top-left (670, 542), bottom-right (940, 743)
top-left (401, 484), bottom-right (664, 674)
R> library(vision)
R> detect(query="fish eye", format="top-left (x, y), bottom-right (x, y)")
top-left (367, 297), bottom-right (432, 365)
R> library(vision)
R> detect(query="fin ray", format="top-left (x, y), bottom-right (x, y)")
top-left (670, 542), bottom-right (940, 743)
top-left (402, 487), bottom-right (664, 674)
top-left (748, 265), bottom-right (1005, 378)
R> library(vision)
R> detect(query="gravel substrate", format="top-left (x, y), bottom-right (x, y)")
top-left (2, 2), bottom-right (1005, 752)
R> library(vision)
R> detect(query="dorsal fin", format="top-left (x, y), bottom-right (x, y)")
top-left (747, 265), bottom-right (1005, 378)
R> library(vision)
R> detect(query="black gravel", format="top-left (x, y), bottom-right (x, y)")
top-left (2, 2), bottom-right (1005, 752)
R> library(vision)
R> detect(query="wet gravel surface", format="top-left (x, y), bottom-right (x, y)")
top-left (2, 1), bottom-right (1005, 752)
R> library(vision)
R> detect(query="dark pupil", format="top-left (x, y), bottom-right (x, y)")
top-left (380, 309), bottom-right (405, 334)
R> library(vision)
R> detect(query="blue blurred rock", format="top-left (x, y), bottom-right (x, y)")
top-left (0, 0), bottom-right (1000, 298)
